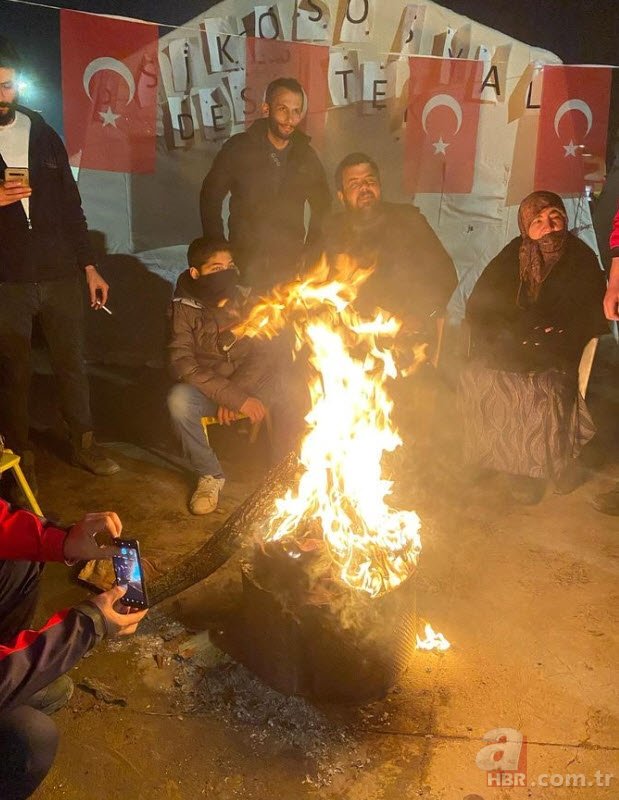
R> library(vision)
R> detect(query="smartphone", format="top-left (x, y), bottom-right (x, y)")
top-left (4, 167), bottom-right (29, 187)
top-left (112, 539), bottom-right (149, 608)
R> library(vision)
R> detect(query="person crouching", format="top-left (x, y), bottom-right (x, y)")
top-left (166, 239), bottom-right (274, 514)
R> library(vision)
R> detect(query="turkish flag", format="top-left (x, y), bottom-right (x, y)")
top-left (405, 57), bottom-right (482, 194)
top-left (404, 57), bottom-right (483, 194)
top-left (61, 10), bottom-right (158, 173)
top-left (534, 65), bottom-right (611, 194)
top-left (244, 37), bottom-right (329, 148)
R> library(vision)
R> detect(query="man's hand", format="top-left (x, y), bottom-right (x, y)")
top-left (603, 260), bottom-right (619, 321)
top-left (239, 396), bottom-right (267, 424)
top-left (0, 180), bottom-right (31, 207)
top-left (63, 511), bottom-right (122, 562)
top-left (88, 585), bottom-right (147, 637)
top-left (217, 405), bottom-right (242, 426)
top-left (84, 265), bottom-right (109, 307)
top-left (604, 286), bottom-right (619, 321)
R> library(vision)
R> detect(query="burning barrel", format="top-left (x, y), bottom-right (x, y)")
top-left (150, 259), bottom-right (449, 698)
top-left (238, 542), bottom-right (417, 702)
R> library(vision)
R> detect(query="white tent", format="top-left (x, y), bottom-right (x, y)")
top-left (76, 0), bottom-right (600, 363)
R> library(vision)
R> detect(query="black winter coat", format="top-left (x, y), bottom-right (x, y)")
top-left (0, 106), bottom-right (95, 283)
top-left (200, 119), bottom-right (330, 287)
top-left (322, 202), bottom-right (458, 324)
top-left (466, 234), bottom-right (608, 373)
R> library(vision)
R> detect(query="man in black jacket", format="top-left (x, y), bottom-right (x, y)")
top-left (323, 152), bottom-right (458, 334)
top-left (0, 39), bottom-right (119, 490)
top-left (0, 498), bottom-right (146, 799)
top-left (200, 77), bottom-right (330, 291)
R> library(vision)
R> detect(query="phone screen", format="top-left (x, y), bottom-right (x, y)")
top-left (112, 541), bottom-right (148, 608)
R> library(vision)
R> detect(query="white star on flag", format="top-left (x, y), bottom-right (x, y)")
top-left (563, 140), bottom-right (578, 157)
top-left (99, 106), bottom-right (120, 127)
top-left (432, 136), bottom-right (449, 155)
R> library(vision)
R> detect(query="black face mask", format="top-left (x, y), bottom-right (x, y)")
top-left (193, 269), bottom-right (238, 305)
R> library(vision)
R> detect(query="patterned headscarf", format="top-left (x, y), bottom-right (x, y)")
top-left (517, 191), bottom-right (568, 304)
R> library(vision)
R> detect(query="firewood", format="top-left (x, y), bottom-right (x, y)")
top-left (149, 452), bottom-right (299, 606)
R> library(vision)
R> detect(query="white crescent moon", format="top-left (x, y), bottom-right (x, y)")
top-left (553, 99), bottom-right (592, 138)
top-left (421, 93), bottom-right (463, 135)
top-left (82, 57), bottom-right (135, 104)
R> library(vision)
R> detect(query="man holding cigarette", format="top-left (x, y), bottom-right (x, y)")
top-left (0, 38), bottom-right (119, 495)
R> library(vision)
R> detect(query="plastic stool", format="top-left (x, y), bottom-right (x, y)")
top-left (0, 449), bottom-right (43, 516)
top-left (201, 410), bottom-right (272, 446)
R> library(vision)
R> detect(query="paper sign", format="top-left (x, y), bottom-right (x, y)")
top-left (328, 48), bottom-right (360, 105)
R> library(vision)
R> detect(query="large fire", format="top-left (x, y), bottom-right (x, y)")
top-left (234, 257), bottom-right (449, 647)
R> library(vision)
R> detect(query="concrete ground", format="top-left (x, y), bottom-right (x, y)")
top-left (12, 336), bottom-right (619, 800)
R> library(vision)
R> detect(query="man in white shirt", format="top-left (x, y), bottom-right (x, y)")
top-left (0, 37), bottom-right (119, 492)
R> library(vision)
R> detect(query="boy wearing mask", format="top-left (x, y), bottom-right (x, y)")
top-left (167, 239), bottom-right (275, 514)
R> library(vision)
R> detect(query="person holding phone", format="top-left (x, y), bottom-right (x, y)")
top-left (0, 498), bottom-right (146, 800)
top-left (0, 37), bottom-right (119, 500)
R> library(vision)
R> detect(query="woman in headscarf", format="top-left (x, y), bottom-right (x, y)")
top-left (459, 191), bottom-right (608, 504)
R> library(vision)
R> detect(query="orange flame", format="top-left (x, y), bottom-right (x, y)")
top-left (238, 256), bottom-right (425, 598)
top-left (416, 623), bottom-right (451, 651)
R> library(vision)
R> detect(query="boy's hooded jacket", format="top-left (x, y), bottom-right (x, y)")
top-left (167, 270), bottom-right (274, 411)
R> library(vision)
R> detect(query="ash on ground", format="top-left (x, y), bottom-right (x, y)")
top-left (113, 610), bottom-right (375, 787)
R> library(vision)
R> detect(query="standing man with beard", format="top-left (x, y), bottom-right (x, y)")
top-left (0, 38), bottom-right (119, 494)
top-left (323, 152), bottom-right (457, 336)
top-left (200, 77), bottom-right (330, 291)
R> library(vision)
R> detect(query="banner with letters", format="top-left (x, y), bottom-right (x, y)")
top-left (2, 0), bottom-right (616, 329)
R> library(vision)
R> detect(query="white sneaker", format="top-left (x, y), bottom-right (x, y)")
top-left (190, 475), bottom-right (225, 515)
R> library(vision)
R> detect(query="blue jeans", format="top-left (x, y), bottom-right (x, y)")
top-left (167, 384), bottom-right (224, 477)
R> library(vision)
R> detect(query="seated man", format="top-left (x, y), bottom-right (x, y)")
top-left (167, 238), bottom-right (282, 515)
top-left (322, 152), bottom-right (458, 338)
top-left (459, 191), bottom-right (608, 504)
top-left (0, 500), bottom-right (146, 799)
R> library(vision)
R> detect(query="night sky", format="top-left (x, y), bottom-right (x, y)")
top-left (0, 0), bottom-right (617, 134)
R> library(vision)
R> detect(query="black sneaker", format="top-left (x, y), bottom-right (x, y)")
top-left (25, 675), bottom-right (74, 716)
top-left (71, 432), bottom-right (120, 476)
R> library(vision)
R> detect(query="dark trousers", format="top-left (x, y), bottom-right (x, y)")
top-left (0, 275), bottom-right (93, 452)
top-left (0, 707), bottom-right (58, 800)
top-left (0, 560), bottom-right (56, 800)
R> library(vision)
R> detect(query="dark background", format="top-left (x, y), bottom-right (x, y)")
top-left (0, 0), bottom-right (617, 133)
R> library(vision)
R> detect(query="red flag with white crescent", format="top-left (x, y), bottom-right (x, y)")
top-left (405, 57), bottom-right (482, 194)
top-left (61, 10), bottom-right (158, 173)
top-left (534, 65), bottom-right (611, 194)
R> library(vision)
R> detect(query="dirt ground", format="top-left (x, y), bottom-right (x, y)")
top-left (14, 335), bottom-right (619, 800)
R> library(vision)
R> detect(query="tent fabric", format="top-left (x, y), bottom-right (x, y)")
top-left (75, 0), bottom-right (605, 364)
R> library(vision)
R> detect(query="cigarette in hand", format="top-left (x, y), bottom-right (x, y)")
top-left (96, 303), bottom-right (113, 315)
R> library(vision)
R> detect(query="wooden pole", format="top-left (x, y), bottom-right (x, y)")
top-left (149, 452), bottom-right (299, 606)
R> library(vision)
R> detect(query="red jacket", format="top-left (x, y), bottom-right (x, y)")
top-left (610, 205), bottom-right (619, 256)
top-left (0, 500), bottom-right (102, 711)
